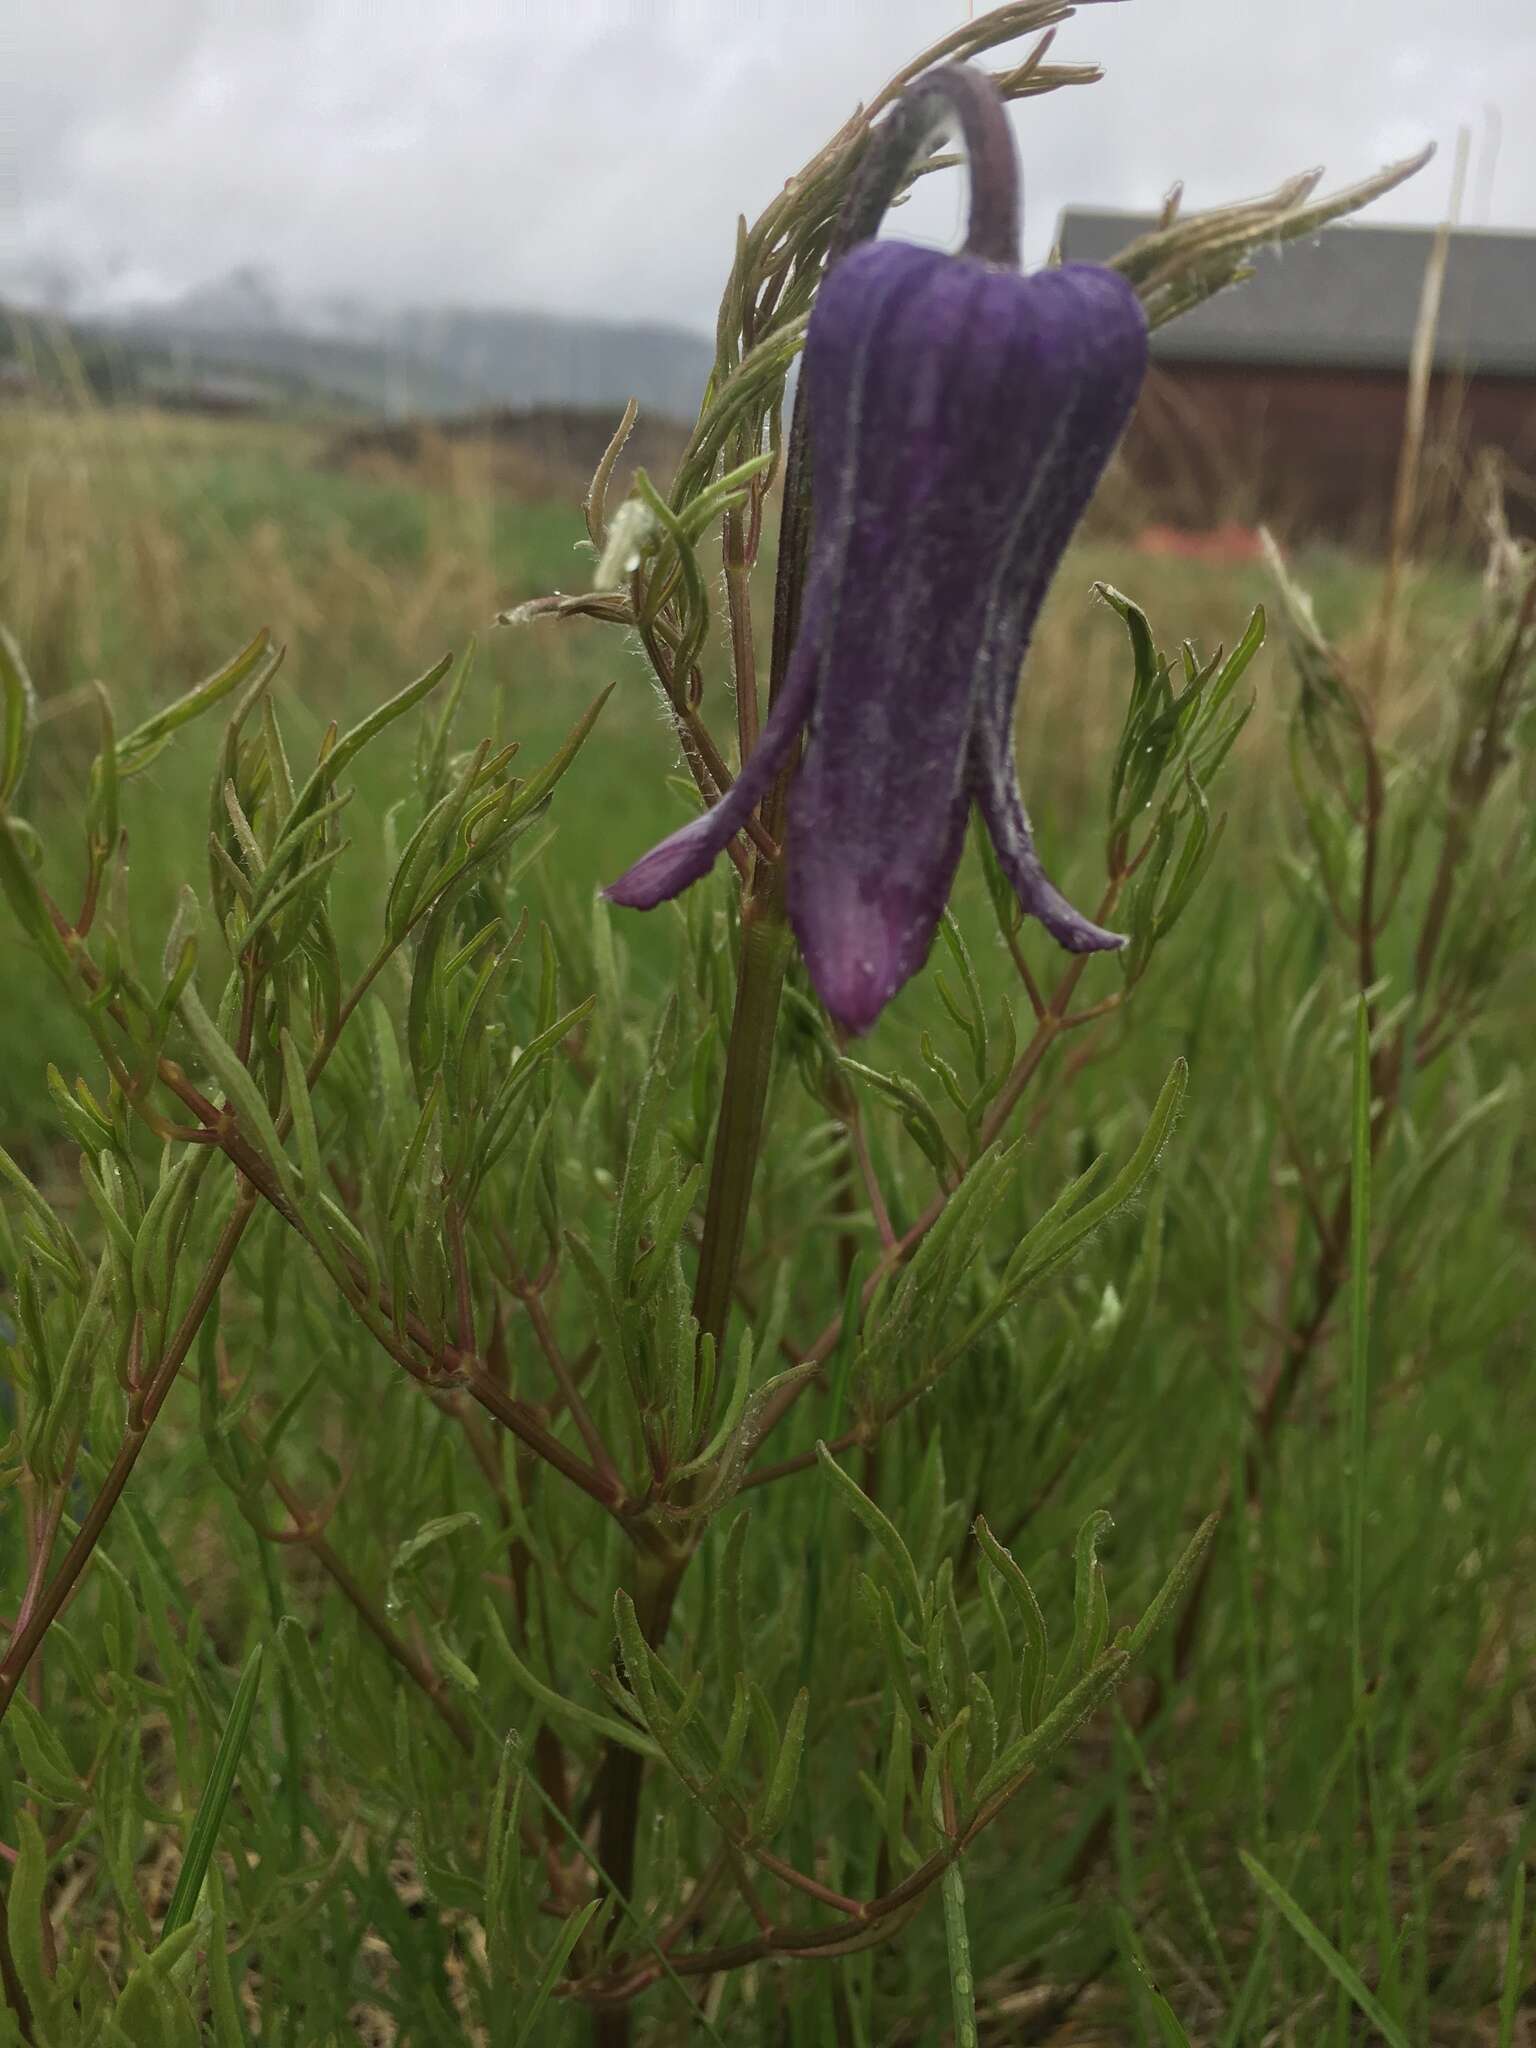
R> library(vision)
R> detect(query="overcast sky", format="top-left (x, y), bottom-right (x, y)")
top-left (5, 0), bottom-right (1533, 331)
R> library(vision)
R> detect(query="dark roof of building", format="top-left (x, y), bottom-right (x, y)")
top-left (1056, 211), bottom-right (1536, 378)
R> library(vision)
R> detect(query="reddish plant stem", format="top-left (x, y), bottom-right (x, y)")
top-left (519, 1280), bottom-right (622, 1492)
top-left (260, 1464), bottom-right (476, 1753)
top-left (846, 1105), bottom-right (896, 1253)
top-left (0, 1186), bottom-right (258, 1726)
top-left (12, 1474), bottom-right (72, 1707)
top-left (133, 1058), bottom-right (629, 1514)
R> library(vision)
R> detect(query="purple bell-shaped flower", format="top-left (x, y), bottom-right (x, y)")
top-left (606, 65), bottom-right (1148, 1035)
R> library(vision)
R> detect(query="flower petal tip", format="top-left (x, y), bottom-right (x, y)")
top-left (816, 979), bottom-right (893, 1040)
top-left (1036, 910), bottom-right (1127, 956)
top-left (799, 930), bottom-right (907, 1040)
top-left (1062, 921), bottom-right (1127, 955)
top-left (601, 820), bottom-right (719, 911)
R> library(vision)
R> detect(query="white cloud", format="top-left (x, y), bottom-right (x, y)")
top-left (5, 0), bottom-right (1533, 330)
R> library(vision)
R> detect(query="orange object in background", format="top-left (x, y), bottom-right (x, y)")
top-left (1135, 521), bottom-right (1267, 563)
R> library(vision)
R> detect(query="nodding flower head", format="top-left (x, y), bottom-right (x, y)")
top-left (605, 63), bottom-right (1148, 1035)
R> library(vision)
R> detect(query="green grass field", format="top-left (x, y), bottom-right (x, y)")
top-left (0, 397), bottom-right (1531, 2046)
top-left (0, 398), bottom-right (1496, 1140)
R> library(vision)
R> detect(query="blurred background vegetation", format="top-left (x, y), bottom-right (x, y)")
top-left (0, 360), bottom-right (1531, 2046)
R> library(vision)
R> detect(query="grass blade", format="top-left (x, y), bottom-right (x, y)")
top-left (1346, 995), bottom-right (1372, 1704)
top-left (1499, 1861), bottom-right (1526, 2048)
top-left (161, 1643), bottom-right (265, 1941)
top-left (1239, 1850), bottom-right (1409, 2048)
top-left (512, 1900), bottom-right (604, 2048)
top-left (1118, 1910), bottom-right (1195, 2047)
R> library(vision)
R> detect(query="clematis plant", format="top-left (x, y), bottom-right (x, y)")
top-left (605, 65), bottom-right (1147, 1035)
top-left (0, 8), bottom-right (1451, 2042)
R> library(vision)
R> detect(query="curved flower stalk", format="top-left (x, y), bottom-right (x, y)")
top-left (606, 64), bottom-right (1147, 1033)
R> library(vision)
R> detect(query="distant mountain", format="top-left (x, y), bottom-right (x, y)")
top-left (1, 264), bottom-right (715, 422)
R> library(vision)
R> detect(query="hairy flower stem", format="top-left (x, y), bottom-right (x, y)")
top-left (592, 376), bottom-right (804, 2048)
top-left (592, 386), bottom-right (805, 2048)
top-left (591, 69), bottom-right (1062, 2035)
top-left (690, 883), bottom-right (795, 1353)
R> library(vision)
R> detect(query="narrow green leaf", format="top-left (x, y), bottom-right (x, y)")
top-left (484, 1600), bottom-right (659, 1759)
top-left (276, 1614), bottom-right (327, 1724)
top-left (613, 1589), bottom-right (664, 1729)
top-left (129, 1154), bottom-right (199, 1318)
top-left (714, 1675), bottom-right (752, 1790)
top-left (613, 998), bottom-right (678, 1293)
top-left (632, 1162), bottom-right (704, 1304)
top-left (235, 839), bottom-right (346, 957)
top-left (511, 1901), bottom-right (604, 2048)
top-left (712, 1510), bottom-right (750, 1685)
top-left (1061, 1510), bottom-right (1114, 1698)
top-left (0, 1140), bottom-right (87, 1283)
top-left (177, 978), bottom-right (297, 1203)
top-left (87, 681), bottom-right (120, 854)
top-left (5, 1811), bottom-right (51, 2025)
top-left (278, 1029), bottom-right (322, 1199)
top-left (675, 1328), bottom-right (756, 1476)
top-left (118, 630), bottom-right (276, 776)
top-left (5, 1692), bottom-right (81, 1804)
top-left (287, 651), bottom-right (454, 828)
top-left (1122, 1514), bottom-right (1221, 1662)
top-left (872, 1580), bottom-right (931, 1737)
top-left (974, 1650), bottom-right (1130, 1808)
top-left (973, 1518), bottom-right (1050, 1730)
top-left (755, 1686), bottom-right (809, 1838)
top-left (0, 808), bottom-right (80, 989)
top-left (0, 622), bottom-right (38, 801)
top-left (816, 1441), bottom-right (924, 1622)
top-left (115, 1923), bottom-right (203, 2047)
top-left (160, 1643), bottom-right (265, 1940)
top-left (499, 682), bottom-right (615, 829)
top-left (1239, 1851), bottom-right (1410, 2048)
top-left (388, 1511), bottom-right (479, 1591)
top-left (1119, 1909), bottom-right (1195, 2046)
top-left (1007, 1059), bottom-right (1187, 1289)
top-left (881, 1702), bottom-right (915, 1874)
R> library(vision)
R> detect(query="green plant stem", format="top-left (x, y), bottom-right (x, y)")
top-left (592, 1547), bottom-right (690, 2048)
top-left (590, 334), bottom-right (804, 2048)
top-left (681, 246), bottom-right (813, 1360)
top-left (690, 879), bottom-right (795, 1354)
top-left (723, 505), bottom-right (760, 764)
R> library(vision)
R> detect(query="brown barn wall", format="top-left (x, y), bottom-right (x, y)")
top-left (1115, 360), bottom-right (1536, 547)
